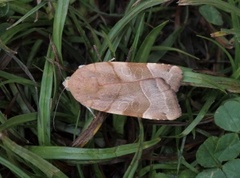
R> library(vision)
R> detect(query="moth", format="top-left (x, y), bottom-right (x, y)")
top-left (63, 62), bottom-right (182, 120)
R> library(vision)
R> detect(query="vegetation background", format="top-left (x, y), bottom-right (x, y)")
top-left (1, 0), bottom-right (240, 177)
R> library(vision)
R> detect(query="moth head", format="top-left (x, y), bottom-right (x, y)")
top-left (62, 77), bottom-right (70, 91)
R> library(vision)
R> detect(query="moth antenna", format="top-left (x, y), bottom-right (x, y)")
top-left (86, 107), bottom-right (96, 118)
top-left (109, 58), bottom-right (116, 62)
top-left (53, 86), bottom-right (66, 130)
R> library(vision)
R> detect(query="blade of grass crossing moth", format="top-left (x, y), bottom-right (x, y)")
top-left (123, 118), bottom-right (144, 178)
top-left (100, 0), bottom-right (170, 57)
top-left (183, 69), bottom-right (226, 93)
top-left (181, 67), bottom-right (240, 93)
top-left (0, 133), bottom-right (68, 178)
top-left (135, 20), bottom-right (168, 63)
top-left (38, 1), bottom-right (70, 145)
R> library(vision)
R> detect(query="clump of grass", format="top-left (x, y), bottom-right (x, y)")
top-left (0, 0), bottom-right (240, 177)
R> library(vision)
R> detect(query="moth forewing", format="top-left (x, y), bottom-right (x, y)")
top-left (63, 62), bottom-right (182, 120)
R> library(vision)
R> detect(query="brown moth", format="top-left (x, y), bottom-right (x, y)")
top-left (63, 62), bottom-right (182, 120)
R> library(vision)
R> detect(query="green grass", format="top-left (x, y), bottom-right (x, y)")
top-left (1, 0), bottom-right (240, 177)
